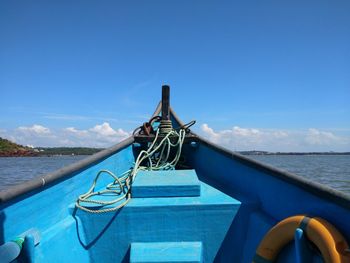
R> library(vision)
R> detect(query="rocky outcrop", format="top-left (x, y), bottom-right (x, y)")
top-left (0, 137), bottom-right (37, 157)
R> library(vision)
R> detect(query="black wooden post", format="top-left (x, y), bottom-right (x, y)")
top-left (162, 85), bottom-right (170, 120)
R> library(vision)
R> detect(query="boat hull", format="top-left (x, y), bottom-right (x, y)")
top-left (1, 108), bottom-right (350, 262)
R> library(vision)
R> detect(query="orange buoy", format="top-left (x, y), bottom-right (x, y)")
top-left (253, 215), bottom-right (350, 263)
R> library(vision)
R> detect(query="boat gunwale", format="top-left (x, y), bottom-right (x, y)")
top-left (195, 134), bottom-right (350, 210)
top-left (1, 102), bottom-right (350, 211)
top-left (167, 107), bottom-right (350, 210)
top-left (0, 103), bottom-right (163, 204)
top-left (0, 136), bottom-right (134, 204)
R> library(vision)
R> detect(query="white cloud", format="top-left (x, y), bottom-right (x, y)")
top-left (70, 123), bottom-right (130, 147)
top-left (305, 128), bottom-right (342, 146)
top-left (2, 122), bottom-right (349, 151)
top-left (64, 127), bottom-right (88, 136)
top-left (90, 122), bottom-right (118, 136)
top-left (17, 124), bottom-right (51, 134)
top-left (8, 124), bottom-right (56, 147)
top-left (200, 123), bottom-right (350, 152)
top-left (1, 123), bottom-right (130, 148)
top-left (201, 124), bottom-right (219, 140)
top-left (201, 124), bottom-right (265, 149)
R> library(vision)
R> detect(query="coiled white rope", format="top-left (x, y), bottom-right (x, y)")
top-left (159, 119), bottom-right (173, 134)
top-left (75, 127), bottom-right (186, 213)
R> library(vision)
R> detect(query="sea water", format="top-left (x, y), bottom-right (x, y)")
top-left (0, 155), bottom-right (349, 196)
top-left (249, 155), bottom-right (350, 195)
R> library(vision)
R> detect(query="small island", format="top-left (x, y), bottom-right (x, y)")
top-left (0, 137), bottom-right (103, 157)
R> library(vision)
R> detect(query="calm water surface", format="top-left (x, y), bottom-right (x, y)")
top-left (0, 155), bottom-right (349, 196)
top-left (0, 156), bottom-right (86, 191)
top-left (249, 155), bottom-right (350, 195)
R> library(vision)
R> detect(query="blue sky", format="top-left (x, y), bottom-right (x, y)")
top-left (1, 1), bottom-right (349, 151)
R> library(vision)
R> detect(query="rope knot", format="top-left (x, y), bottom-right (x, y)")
top-left (159, 119), bottom-right (173, 134)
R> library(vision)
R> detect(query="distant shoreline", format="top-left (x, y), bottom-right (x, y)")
top-left (238, 151), bottom-right (350, 156)
top-left (0, 147), bottom-right (104, 157)
top-left (0, 137), bottom-right (104, 157)
top-left (1, 137), bottom-right (349, 157)
top-left (1, 150), bottom-right (349, 158)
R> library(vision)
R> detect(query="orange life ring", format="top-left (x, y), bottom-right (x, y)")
top-left (253, 215), bottom-right (350, 263)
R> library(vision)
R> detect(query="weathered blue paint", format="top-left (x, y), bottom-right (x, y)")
top-left (0, 144), bottom-right (135, 262)
top-left (1, 107), bottom-right (350, 262)
top-left (72, 182), bottom-right (239, 262)
top-left (0, 143), bottom-right (240, 262)
top-left (132, 170), bottom-right (200, 197)
top-left (130, 242), bottom-right (202, 263)
top-left (183, 140), bottom-right (349, 262)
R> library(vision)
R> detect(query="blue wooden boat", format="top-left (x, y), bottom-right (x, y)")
top-left (1, 86), bottom-right (350, 263)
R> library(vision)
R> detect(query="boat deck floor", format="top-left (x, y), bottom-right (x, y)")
top-left (36, 172), bottom-right (241, 262)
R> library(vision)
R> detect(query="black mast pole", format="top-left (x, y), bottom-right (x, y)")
top-left (161, 85), bottom-right (170, 121)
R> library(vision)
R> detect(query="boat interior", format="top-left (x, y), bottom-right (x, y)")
top-left (1, 101), bottom-right (350, 263)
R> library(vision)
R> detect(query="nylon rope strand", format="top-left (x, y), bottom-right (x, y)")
top-left (75, 126), bottom-right (186, 213)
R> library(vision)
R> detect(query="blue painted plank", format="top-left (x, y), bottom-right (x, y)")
top-left (132, 170), bottom-right (200, 197)
top-left (73, 182), bottom-right (240, 263)
top-left (130, 242), bottom-right (202, 263)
